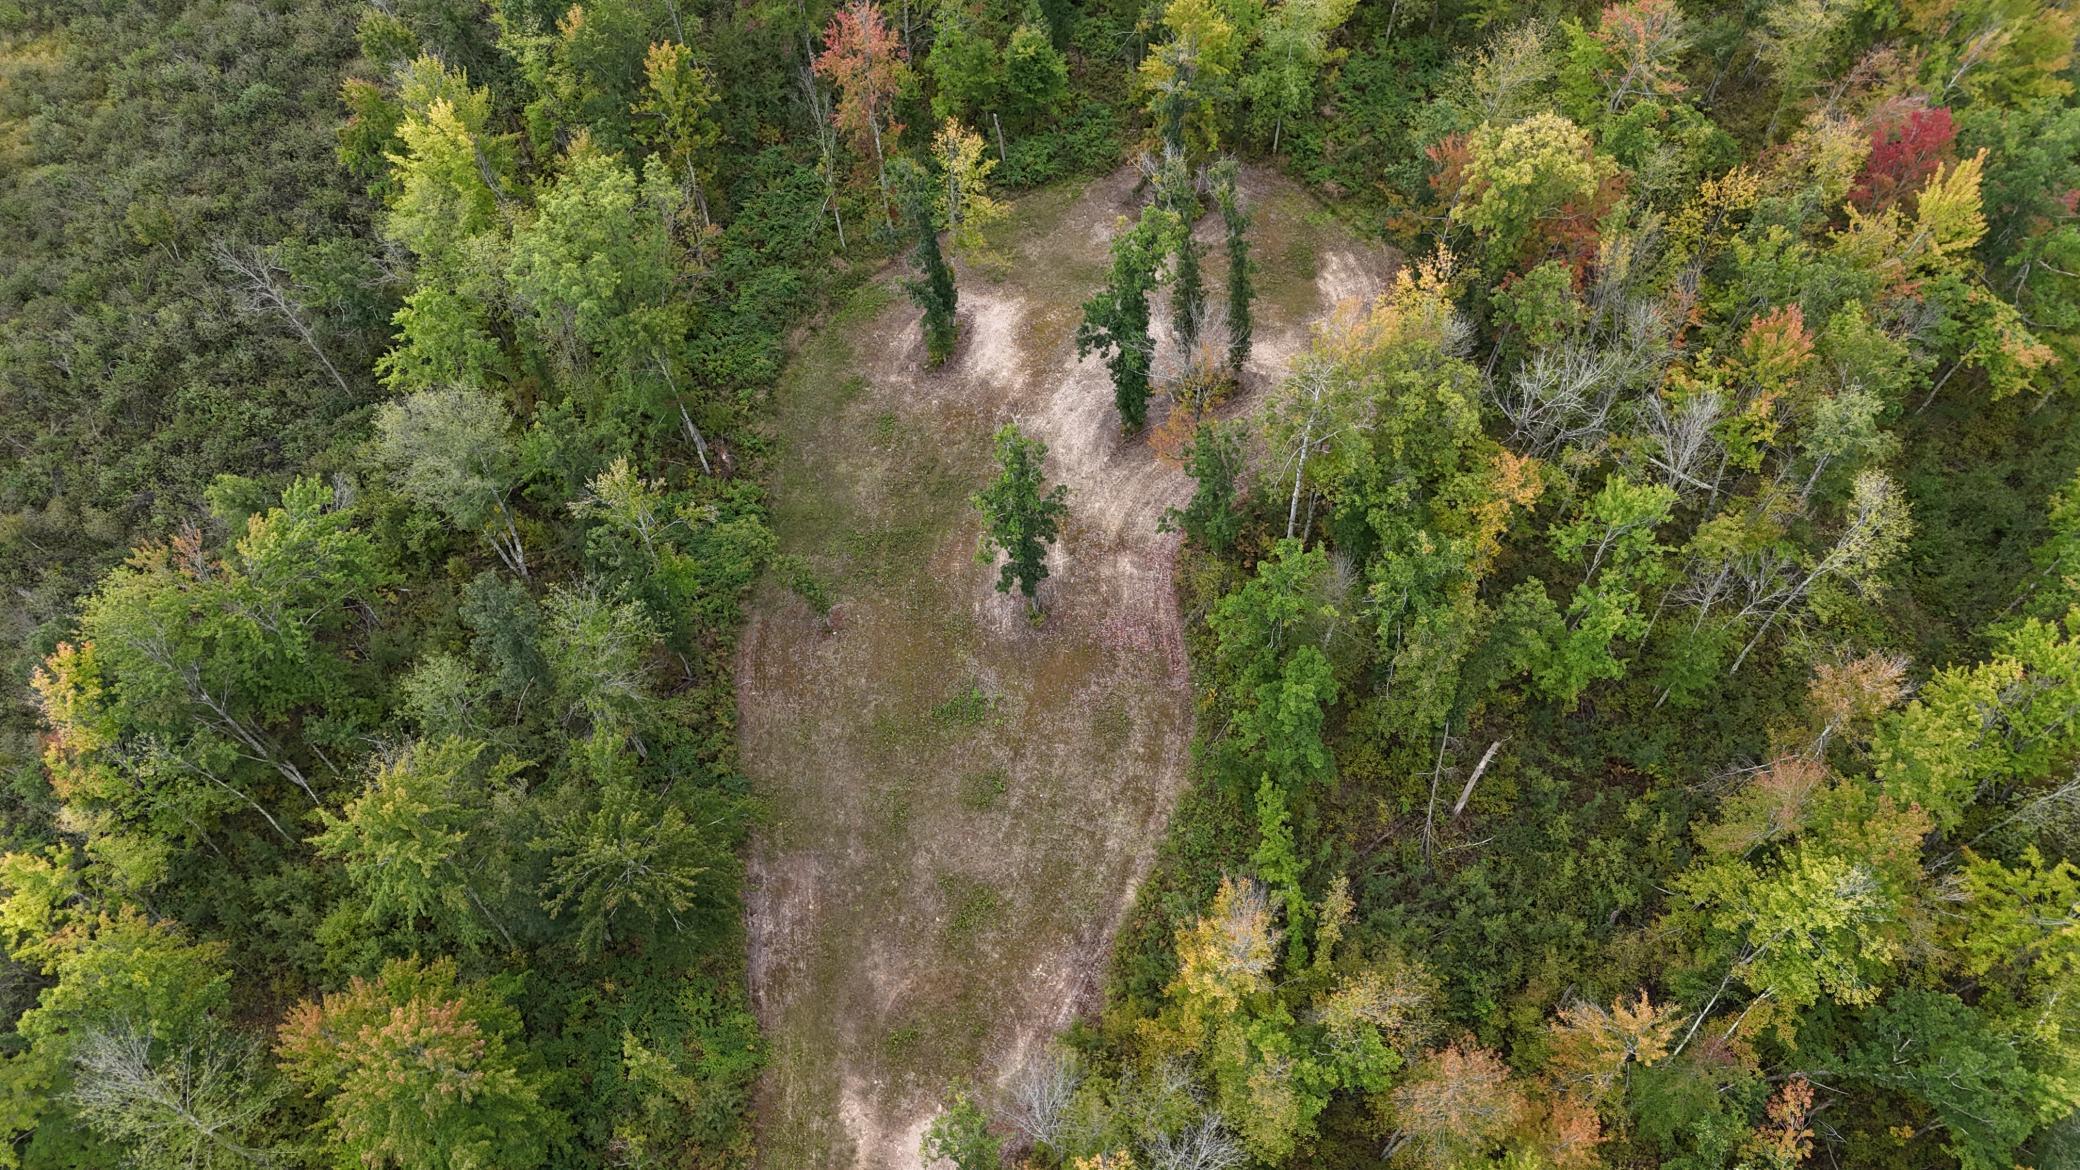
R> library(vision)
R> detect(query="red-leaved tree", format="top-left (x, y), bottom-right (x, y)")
top-left (812, 0), bottom-right (909, 224)
top-left (1851, 105), bottom-right (1957, 213)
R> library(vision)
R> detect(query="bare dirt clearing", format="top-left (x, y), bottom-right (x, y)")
top-left (738, 165), bottom-right (1396, 1169)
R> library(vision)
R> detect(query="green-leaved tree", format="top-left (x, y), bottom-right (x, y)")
top-left (972, 423), bottom-right (1069, 615)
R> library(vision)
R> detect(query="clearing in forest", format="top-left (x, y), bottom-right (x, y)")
top-left (737, 165), bottom-right (1396, 1169)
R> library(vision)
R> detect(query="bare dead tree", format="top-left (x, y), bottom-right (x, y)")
top-left (650, 351), bottom-right (714, 475)
top-left (118, 612), bottom-right (321, 805)
top-left (1637, 388), bottom-right (1725, 498)
top-left (1218, 878), bottom-right (1280, 976)
top-left (1143, 1114), bottom-right (1247, 1170)
top-left (72, 1022), bottom-right (280, 1169)
top-left (1947, 767), bottom-right (2080, 862)
top-left (126, 736), bottom-right (291, 844)
top-left (1421, 721), bottom-right (1456, 866)
top-left (797, 62), bottom-right (847, 250)
top-left (1002, 1046), bottom-right (1079, 1151)
top-left (1492, 343), bottom-right (1624, 459)
top-left (1267, 354), bottom-right (1366, 541)
top-left (1153, 299), bottom-right (1235, 414)
top-left (1452, 740), bottom-right (1503, 817)
top-left (1727, 471), bottom-right (1909, 674)
top-left (1492, 299), bottom-right (1669, 462)
top-left (212, 240), bottom-right (351, 398)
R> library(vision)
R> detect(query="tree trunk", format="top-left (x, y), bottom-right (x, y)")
top-left (869, 115), bottom-right (893, 226)
top-left (1286, 438), bottom-right (1310, 539)
top-left (1452, 740), bottom-right (1502, 817)
top-left (1421, 723), bottom-right (1449, 866)
top-left (491, 495), bottom-right (529, 580)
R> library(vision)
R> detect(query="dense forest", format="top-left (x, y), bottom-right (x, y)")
top-left (1, 0), bottom-right (2077, 1168)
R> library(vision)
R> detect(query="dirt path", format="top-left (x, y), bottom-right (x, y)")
top-left (737, 165), bottom-right (1397, 1169)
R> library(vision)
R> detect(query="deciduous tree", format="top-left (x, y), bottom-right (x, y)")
top-left (972, 424), bottom-right (1070, 614)
top-left (813, 0), bottom-right (911, 224)
top-left (34, 480), bottom-right (384, 849)
top-left (1242, 0), bottom-right (1357, 153)
top-left (383, 64), bottom-right (514, 271)
top-left (1388, 1040), bottom-right (1526, 1169)
top-left (542, 584), bottom-right (664, 735)
top-left (1449, 112), bottom-right (1614, 274)
top-left (1545, 991), bottom-right (1678, 1105)
top-left (921, 1085), bottom-right (1001, 1169)
top-left (276, 956), bottom-right (562, 1170)
top-left (374, 386), bottom-right (531, 578)
top-left (633, 40), bottom-right (721, 227)
top-left (1138, 0), bottom-right (1247, 157)
top-left (932, 118), bottom-right (1006, 259)
top-left (506, 141), bottom-right (681, 377)
top-left (1876, 612), bottom-right (2080, 831)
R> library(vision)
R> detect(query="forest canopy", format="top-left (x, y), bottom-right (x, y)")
top-left (1, 0), bottom-right (2077, 1168)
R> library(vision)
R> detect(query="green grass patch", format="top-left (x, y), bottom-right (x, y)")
top-left (931, 682), bottom-right (998, 731)
top-left (883, 1021), bottom-right (923, 1064)
top-left (839, 521), bottom-right (939, 585)
top-left (831, 280), bottom-right (895, 329)
top-left (869, 773), bottom-right (916, 843)
top-left (938, 874), bottom-right (1004, 945)
top-left (1091, 700), bottom-right (1132, 753)
top-left (959, 767), bottom-right (1009, 811)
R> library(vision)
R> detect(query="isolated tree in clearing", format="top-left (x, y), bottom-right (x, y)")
top-left (973, 423), bottom-right (1069, 615)
top-left (1213, 159), bottom-right (1254, 373)
top-left (1078, 208), bottom-right (1176, 431)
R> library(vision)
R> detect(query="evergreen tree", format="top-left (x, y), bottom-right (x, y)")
top-left (310, 737), bottom-right (499, 953)
top-left (902, 174), bottom-right (959, 366)
top-left (539, 773), bottom-right (719, 959)
top-left (1173, 226), bottom-right (1206, 352)
top-left (972, 423), bottom-right (1069, 615)
top-left (1160, 418), bottom-right (1245, 551)
top-left (1213, 159), bottom-right (1253, 373)
top-left (1078, 209), bottom-right (1174, 431)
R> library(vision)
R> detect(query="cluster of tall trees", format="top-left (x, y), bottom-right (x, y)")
top-left (1080, 154), bottom-right (1257, 436)
top-left (0, 0), bottom-right (883, 1163)
top-left (940, 2), bottom-right (2080, 1169)
top-left (809, 0), bottom-right (1068, 362)
top-left (0, 0), bottom-right (1142, 1162)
